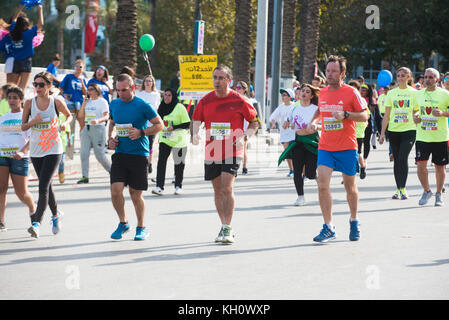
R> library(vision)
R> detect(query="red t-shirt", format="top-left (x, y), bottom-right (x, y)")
top-left (193, 90), bottom-right (257, 162)
top-left (318, 84), bottom-right (366, 151)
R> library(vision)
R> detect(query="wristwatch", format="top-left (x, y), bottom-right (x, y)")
top-left (344, 111), bottom-right (350, 119)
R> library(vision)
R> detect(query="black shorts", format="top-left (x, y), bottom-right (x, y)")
top-left (204, 157), bottom-right (241, 181)
top-left (110, 153), bottom-right (149, 190)
top-left (13, 57), bottom-right (32, 73)
top-left (415, 141), bottom-right (449, 165)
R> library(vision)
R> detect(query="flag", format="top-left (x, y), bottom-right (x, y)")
top-left (84, 0), bottom-right (100, 54)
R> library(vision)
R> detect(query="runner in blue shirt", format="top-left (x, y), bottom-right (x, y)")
top-left (87, 65), bottom-right (112, 104)
top-left (107, 73), bottom-right (163, 241)
top-left (46, 54), bottom-right (61, 87)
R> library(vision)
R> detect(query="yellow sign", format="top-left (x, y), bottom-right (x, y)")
top-left (179, 55), bottom-right (217, 100)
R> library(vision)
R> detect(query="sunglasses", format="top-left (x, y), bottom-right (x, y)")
top-left (33, 82), bottom-right (46, 88)
top-left (116, 88), bottom-right (130, 92)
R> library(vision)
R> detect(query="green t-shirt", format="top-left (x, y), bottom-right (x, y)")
top-left (377, 93), bottom-right (387, 114)
top-left (0, 99), bottom-right (11, 117)
top-left (385, 86), bottom-right (418, 132)
top-left (415, 87), bottom-right (449, 143)
top-left (356, 101), bottom-right (370, 138)
top-left (159, 103), bottom-right (191, 148)
top-left (58, 113), bottom-right (71, 152)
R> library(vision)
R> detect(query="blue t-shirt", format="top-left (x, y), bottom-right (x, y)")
top-left (60, 74), bottom-right (87, 104)
top-left (87, 78), bottom-right (110, 103)
top-left (0, 34), bottom-right (14, 59)
top-left (110, 96), bottom-right (158, 157)
top-left (10, 24), bottom-right (37, 61)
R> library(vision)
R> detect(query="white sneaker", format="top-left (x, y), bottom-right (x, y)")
top-left (174, 187), bottom-right (182, 195)
top-left (222, 225), bottom-right (235, 244)
top-left (294, 195), bottom-right (306, 206)
top-left (152, 187), bottom-right (164, 195)
top-left (214, 227), bottom-right (224, 243)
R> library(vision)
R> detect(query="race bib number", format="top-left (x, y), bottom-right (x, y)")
top-left (421, 116), bottom-right (438, 131)
top-left (32, 119), bottom-right (51, 131)
top-left (0, 146), bottom-right (19, 157)
top-left (210, 122), bottom-right (231, 140)
top-left (393, 109), bottom-right (409, 123)
top-left (116, 123), bottom-right (132, 137)
top-left (323, 117), bottom-right (343, 131)
top-left (85, 109), bottom-right (97, 122)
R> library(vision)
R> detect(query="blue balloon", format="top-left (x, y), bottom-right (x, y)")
top-left (377, 70), bottom-right (392, 87)
top-left (21, 0), bottom-right (43, 10)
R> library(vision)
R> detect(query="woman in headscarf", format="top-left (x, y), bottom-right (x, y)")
top-left (151, 88), bottom-right (190, 196)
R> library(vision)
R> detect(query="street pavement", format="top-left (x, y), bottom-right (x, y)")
top-left (0, 132), bottom-right (448, 300)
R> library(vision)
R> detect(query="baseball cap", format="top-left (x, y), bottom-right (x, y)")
top-left (280, 88), bottom-right (294, 99)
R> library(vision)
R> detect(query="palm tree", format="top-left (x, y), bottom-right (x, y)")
top-left (55, 0), bottom-right (67, 67)
top-left (281, 0), bottom-right (297, 78)
top-left (233, 0), bottom-right (253, 85)
top-left (113, 0), bottom-right (138, 76)
top-left (298, 0), bottom-right (320, 84)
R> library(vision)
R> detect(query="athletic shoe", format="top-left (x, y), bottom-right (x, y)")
top-left (392, 190), bottom-right (400, 199)
top-left (134, 227), bottom-right (149, 241)
top-left (58, 172), bottom-right (65, 184)
top-left (435, 192), bottom-right (444, 207)
top-left (313, 224), bottom-right (336, 243)
top-left (0, 222), bottom-right (6, 232)
top-left (287, 170), bottom-right (294, 178)
top-left (150, 178), bottom-right (157, 183)
top-left (400, 189), bottom-right (408, 200)
top-left (51, 210), bottom-right (64, 235)
top-left (242, 167), bottom-right (248, 175)
top-left (174, 186), bottom-right (182, 195)
top-left (360, 167), bottom-right (366, 179)
top-left (152, 187), bottom-right (164, 195)
top-left (349, 220), bottom-right (360, 241)
top-left (294, 195), bottom-right (306, 206)
top-left (77, 177), bottom-right (89, 184)
top-left (215, 226), bottom-right (224, 243)
top-left (110, 222), bottom-right (130, 240)
top-left (222, 225), bottom-right (235, 244)
top-left (418, 190), bottom-right (433, 206)
top-left (28, 222), bottom-right (40, 238)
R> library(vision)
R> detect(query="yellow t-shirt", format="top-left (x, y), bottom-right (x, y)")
top-left (377, 93), bottom-right (387, 114)
top-left (415, 87), bottom-right (449, 142)
top-left (356, 101), bottom-right (370, 139)
top-left (385, 86), bottom-right (418, 132)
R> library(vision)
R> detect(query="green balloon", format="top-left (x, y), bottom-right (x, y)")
top-left (139, 34), bottom-right (155, 51)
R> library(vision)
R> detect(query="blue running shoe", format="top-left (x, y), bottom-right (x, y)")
top-left (349, 220), bottom-right (361, 241)
top-left (28, 222), bottom-right (40, 238)
top-left (313, 224), bottom-right (336, 243)
top-left (134, 227), bottom-right (149, 241)
top-left (111, 222), bottom-right (130, 240)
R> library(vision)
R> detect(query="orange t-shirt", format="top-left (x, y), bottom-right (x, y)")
top-left (318, 84), bottom-right (366, 151)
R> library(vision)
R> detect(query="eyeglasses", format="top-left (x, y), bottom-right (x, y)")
top-left (145, 79), bottom-right (153, 83)
top-left (116, 88), bottom-right (130, 92)
top-left (33, 82), bottom-right (46, 88)
top-left (281, 93), bottom-right (289, 97)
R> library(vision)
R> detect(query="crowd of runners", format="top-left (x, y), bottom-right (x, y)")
top-left (1, 5), bottom-right (449, 245)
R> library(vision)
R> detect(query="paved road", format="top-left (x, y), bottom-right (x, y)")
top-left (1, 134), bottom-right (448, 299)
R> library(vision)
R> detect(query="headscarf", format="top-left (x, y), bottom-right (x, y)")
top-left (158, 88), bottom-right (178, 119)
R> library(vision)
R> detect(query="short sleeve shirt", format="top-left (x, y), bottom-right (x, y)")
top-left (318, 84), bottom-right (366, 151)
top-left (110, 96), bottom-right (158, 157)
top-left (384, 86), bottom-right (418, 132)
top-left (414, 87), bottom-right (449, 142)
top-left (193, 90), bottom-right (257, 162)
top-left (60, 74), bottom-right (87, 104)
top-left (10, 24), bottom-right (37, 61)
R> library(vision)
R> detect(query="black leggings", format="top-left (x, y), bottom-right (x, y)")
top-left (291, 142), bottom-right (317, 196)
top-left (388, 130), bottom-right (416, 190)
top-left (156, 142), bottom-right (187, 189)
top-left (31, 154), bottom-right (62, 223)
top-left (363, 124), bottom-right (373, 160)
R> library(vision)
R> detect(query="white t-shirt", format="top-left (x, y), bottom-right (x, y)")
top-left (0, 111), bottom-right (30, 158)
top-left (136, 90), bottom-right (161, 110)
top-left (270, 103), bottom-right (295, 143)
top-left (84, 97), bottom-right (109, 125)
top-left (288, 103), bottom-right (319, 130)
top-left (136, 90), bottom-right (161, 129)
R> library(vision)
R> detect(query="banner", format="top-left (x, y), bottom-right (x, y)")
top-left (178, 55), bottom-right (217, 101)
top-left (84, 0), bottom-right (100, 54)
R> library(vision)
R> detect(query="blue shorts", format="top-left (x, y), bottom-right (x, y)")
top-left (66, 101), bottom-right (81, 111)
top-left (317, 149), bottom-right (358, 176)
top-left (0, 157), bottom-right (30, 176)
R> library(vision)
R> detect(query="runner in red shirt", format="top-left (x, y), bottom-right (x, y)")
top-left (192, 65), bottom-right (259, 244)
top-left (308, 55), bottom-right (368, 243)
